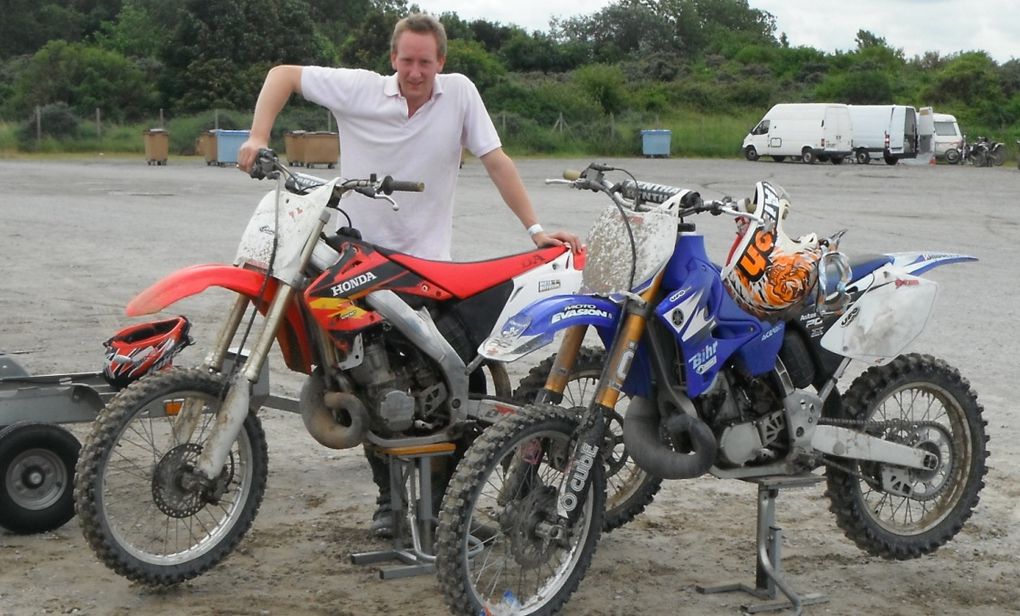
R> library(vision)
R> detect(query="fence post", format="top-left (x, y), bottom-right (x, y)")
top-left (327, 109), bottom-right (332, 132)
top-left (501, 111), bottom-right (506, 133)
top-left (215, 109), bottom-right (220, 131)
top-left (610, 112), bottom-right (616, 139)
top-left (35, 106), bottom-right (41, 145)
top-left (96, 108), bottom-right (101, 138)
top-left (159, 108), bottom-right (165, 129)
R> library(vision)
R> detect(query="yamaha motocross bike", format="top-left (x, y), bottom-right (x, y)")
top-left (72, 149), bottom-right (589, 585)
top-left (434, 163), bottom-right (988, 615)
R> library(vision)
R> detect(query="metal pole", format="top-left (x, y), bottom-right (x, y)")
top-left (159, 108), bottom-right (165, 129)
top-left (215, 109), bottom-right (220, 131)
top-left (327, 109), bottom-right (332, 132)
top-left (96, 108), bottom-right (101, 137)
top-left (35, 106), bottom-right (41, 145)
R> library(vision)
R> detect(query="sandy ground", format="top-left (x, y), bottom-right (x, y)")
top-left (1, 155), bottom-right (1018, 615)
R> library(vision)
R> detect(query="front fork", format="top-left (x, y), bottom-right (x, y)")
top-left (183, 209), bottom-right (330, 488)
top-left (552, 274), bottom-right (664, 524)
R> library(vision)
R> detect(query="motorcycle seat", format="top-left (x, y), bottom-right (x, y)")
top-left (386, 246), bottom-right (574, 299)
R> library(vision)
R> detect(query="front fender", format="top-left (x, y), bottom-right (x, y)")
top-left (479, 294), bottom-right (621, 362)
top-left (126, 264), bottom-right (314, 374)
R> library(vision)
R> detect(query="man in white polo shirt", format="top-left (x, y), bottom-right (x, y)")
top-left (237, 13), bottom-right (580, 537)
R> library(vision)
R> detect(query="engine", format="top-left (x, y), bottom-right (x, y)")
top-left (347, 332), bottom-right (449, 435)
top-left (698, 371), bottom-right (788, 468)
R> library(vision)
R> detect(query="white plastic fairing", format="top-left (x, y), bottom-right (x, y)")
top-left (486, 250), bottom-right (584, 337)
top-left (234, 179), bottom-right (337, 282)
top-left (582, 204), bottom-right (677, 295)
top-left (820, 268), bottom-right (938, 364)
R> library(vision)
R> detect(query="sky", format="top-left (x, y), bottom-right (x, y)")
top-left (413, 0), bottom-right (1019, 64)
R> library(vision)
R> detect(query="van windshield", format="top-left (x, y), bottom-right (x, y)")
top-left (934, 121), bottom-right (958, 136)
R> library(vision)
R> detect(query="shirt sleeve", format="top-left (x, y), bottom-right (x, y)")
top-left (301, 66), bottom-right (368, 111)
top-left (458, 75), bottom-right (502, 158)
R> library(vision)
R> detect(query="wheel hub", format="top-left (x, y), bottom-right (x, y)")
top-left (152, 443), bottom-right (208, 518)
top-left (8, 449), bottom-right (65, 510)
top-left (501, 485), bottom-right (561, 568)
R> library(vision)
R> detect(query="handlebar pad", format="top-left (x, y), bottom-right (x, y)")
top-left (380, 176), bottom-right (425, 194)
top-left (622, 180), bottom-right (685, 204)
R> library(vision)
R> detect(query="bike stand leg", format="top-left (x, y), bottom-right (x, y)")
top-left (351, 443), bottom-right (455, 580)
top-left (696, 476), bottom-right (829, 615)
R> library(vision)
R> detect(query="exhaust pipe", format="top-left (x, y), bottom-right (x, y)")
top-left (300, 370), bottom-right (368, 449)
top-left (622, 396), bottom-right (717, 479)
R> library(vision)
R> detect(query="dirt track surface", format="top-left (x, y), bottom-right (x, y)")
top-left (1, 155), bottom-right (1019, 615)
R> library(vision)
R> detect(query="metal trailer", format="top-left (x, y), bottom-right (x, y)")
top-left (0, 351), bottom-right (296, 534)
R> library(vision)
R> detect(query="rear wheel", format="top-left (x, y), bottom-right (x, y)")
top-left (855, 149), bottom-right (871, 164)
top-left (989, 148), bottom-right (1005, 166)
top-left (884, 153), bottom-right (898, 166)
top-left (74, 368), bottom-right (269, 585)
top-left (436, 405), bottom-right (604, 616)
top-left (801, 148), bottom-right (817, 164)
top-left (744, 146), bottom-right (759, 161)
top-left (0, 423), bottom-right (80, 534)
top-left (944, 148), bottom-right (961, 164)
top-left (825, 354), bottom-right (988, 559)
top-left (514, 348), bottom-right (661, 532)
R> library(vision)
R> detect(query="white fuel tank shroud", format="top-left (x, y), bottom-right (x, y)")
top-left (820, 267), bottom-right (938, 365)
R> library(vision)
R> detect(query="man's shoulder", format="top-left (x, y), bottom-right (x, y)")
top-left (437, 73), bottom-right (478, 92)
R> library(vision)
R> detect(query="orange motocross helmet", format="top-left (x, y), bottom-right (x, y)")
top-left (722, 181), bottom-right (822, 321)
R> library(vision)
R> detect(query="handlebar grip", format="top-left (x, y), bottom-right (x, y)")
top-left (250, 148), bottom-right (279, 180)
top-left (380, 176), bottom-right (425, 194)
top-left (562, 169), bottom-right (581, 181)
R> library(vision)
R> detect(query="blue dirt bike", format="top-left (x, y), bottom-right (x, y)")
top-left (433, 163), bottom-right (989, 616)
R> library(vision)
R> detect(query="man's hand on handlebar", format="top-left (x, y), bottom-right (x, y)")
top-left (236, 139), bottom-right (268, 174)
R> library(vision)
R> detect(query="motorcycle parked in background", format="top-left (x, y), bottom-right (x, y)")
top-left (967, 136), bottom-right (1005, 167)
top-left (434, 163), bottom-right (989, 616)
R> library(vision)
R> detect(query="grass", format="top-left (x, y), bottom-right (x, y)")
top-left (0, 108), bottom-right (764, 159)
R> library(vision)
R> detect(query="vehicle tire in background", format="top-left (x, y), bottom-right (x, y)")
top-left (801, 148), bottom-right (817, 164)
top-left (945, 148), bottom-right (961, 164)
top-left (744, 146), bottom-right (759, 161)
top-left (855, 150), bottom-right (871, 164)
top-left (0, 422), bottom-right (80, 534)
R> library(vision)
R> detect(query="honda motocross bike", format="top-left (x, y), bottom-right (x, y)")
top-left (434, 163), bottom-right (989, 615)
top-left (72, 149), bottom-right (592, 585)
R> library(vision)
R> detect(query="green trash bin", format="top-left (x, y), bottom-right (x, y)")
top-left (641, 129), bottom-right (671, 158)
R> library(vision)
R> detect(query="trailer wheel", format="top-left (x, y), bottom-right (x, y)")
top-left (945, 148), bottom-right (961, 165)
top-left (801, 148), bottom-right (817, 164)
top-left (0, 423), bottom-right (80, 534)
top-left (855, 150), bottom-right (871, 164)
top-left (884, 153), bottom-right (898, 166)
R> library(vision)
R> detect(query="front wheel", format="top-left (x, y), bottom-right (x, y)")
top-left (989, 148), bottom-right (1005, 166)
top-left (944, 148), bottom-right (961, 164)
top-left (74, 368), bottom-right (269, 585)
top-left (436, 406), bottom-right (605, 615)
top-left (744, 146), bottom-right (759, 161)
top-left (801, 148), bottom-right (817, 164)
top-left (514, 348), bottom-right (661, 532)
top-left (825, 354), bottom-right (988, 559)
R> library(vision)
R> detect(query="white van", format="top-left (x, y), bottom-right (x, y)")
top-left (742, 103), bottom-right (853, 164)
top-left (847, 105), bottom-right (918, 164)
top-left (932, 113), bottom-right (964, 164)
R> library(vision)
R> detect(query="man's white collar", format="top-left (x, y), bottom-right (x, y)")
top-left (384, 73), bottom-right (445, 98)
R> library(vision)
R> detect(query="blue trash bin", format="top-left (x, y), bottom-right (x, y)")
top-left (212, 129), bottom-right (250, 165)
top-left (641, 129), bottom-right (671, 158)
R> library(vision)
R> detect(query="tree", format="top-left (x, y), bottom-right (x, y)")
top-left (444, 39), bottom-right (505, 93)
top-left (5, 40), bottom-right (158, 120)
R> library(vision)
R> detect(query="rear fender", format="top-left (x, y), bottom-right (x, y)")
top-left (478, 294), bottom-right (621, 363)
top-left (126, 264), bottom-right (313, 374)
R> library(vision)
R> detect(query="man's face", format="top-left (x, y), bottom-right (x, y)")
top-left (390, 31), bottom-right (445, 105)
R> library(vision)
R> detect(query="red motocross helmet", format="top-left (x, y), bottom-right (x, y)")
top-left (102, 316), bottom-right (192, 388)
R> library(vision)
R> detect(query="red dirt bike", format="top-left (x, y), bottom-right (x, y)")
top-left (72, 149), bottom-right (586, 584)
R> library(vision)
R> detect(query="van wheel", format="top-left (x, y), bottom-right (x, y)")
top-left (884, 154), bottom-right (898, 166)
top-left (830, 156), bottom-right (845, 165)
top-left (855, 150), bottom-right (870, 164)
top-left (744, 146), bottom-right (759, 162)
top-left (945, 148), bottom-right (961, 164)
top-left (801, 149), bottom-right (817, 164)
top-left (771, 156), bottom-right (786, 162)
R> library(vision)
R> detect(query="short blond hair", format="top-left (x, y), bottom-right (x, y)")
top-left (391, 13), bottom-right (447, 58)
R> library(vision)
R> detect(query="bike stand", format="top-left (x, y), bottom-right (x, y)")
top-left (696, 475), bottom-right (829, 615)
top-left (350, 442), bottom-right (455, 580)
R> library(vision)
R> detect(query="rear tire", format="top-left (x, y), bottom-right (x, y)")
top-left (744, 146), bottom-right (759, 161)
top-left (801, 148), bottom-right (817, 164)
top-left (825, 354), bottom-right (988, 560)
top-left (514, 348), bottom-right (661, 532)
top-left (436, 405), bottom-right (604, 616)
top-left (0, 423), bottom-right (80, 534)
top-left (855, 149), bottom-right (871, 164)
top-left (944, 148), bottom-right (961, 164)
top-left (884, 153), bottom-right (898, 166)
top-left (75, 368), bottom-right (269, 585)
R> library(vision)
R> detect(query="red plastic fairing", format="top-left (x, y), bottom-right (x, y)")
top-left (125, 264), bottom-right (313, 374)
top-left (388, 246), bottom-right (570, 299)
